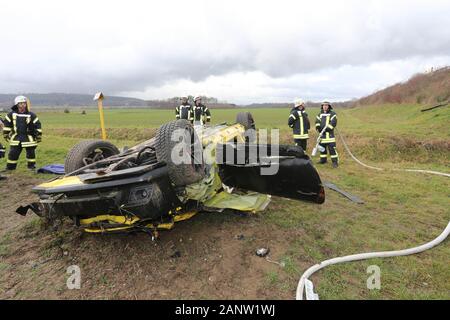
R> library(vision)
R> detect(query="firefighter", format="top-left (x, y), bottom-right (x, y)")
top-left (0, 115), bottom-right (5, 159)
top-left (175, 96), bottom-right (193, 123)
top-left (192, 96), bottom-right (211, 125)
top-left (315, 101), bottom-right (338, 167)
top-left (3, 96), bottom-right (42, 171)
top-left (288, 98), bottom-right (310, 151)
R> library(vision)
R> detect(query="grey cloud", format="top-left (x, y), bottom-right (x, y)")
top-left (0, 0), bottom-right (449, 101)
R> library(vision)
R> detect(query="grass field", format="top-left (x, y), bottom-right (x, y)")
top-left (0, 104), bottom-right (449, 299)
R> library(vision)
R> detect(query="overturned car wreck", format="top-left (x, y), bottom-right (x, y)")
top-left (19, 113), bottom-right (325, 236)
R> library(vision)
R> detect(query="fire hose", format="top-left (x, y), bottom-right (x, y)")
top-left (296, 128), bottom-right (450, 300)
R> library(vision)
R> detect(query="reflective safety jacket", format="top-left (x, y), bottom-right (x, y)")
top-left (175, 103), bottom-right (193, 122)
top-left (193, 103), bottom-right (211, 125)
top-left (315, 109), bottom-right (337, 144)
top-left (3, 105), bottom-right (42, 148)
top-left (288, 107), bottom-right (310, 139)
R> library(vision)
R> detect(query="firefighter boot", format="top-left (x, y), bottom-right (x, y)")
top-left (318, 154), bottom-right (327, 164)
top-left (332, 159), bottom-right (339, 168)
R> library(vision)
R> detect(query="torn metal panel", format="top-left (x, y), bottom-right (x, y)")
top-left (323, 181), bottom-right (364, 204)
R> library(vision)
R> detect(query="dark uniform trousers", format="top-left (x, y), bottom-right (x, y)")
top-left (319, 142), bottom-right (338, 164)
top-left (295, 139), bottom-right (307, 151)
top-left (7, 144), bottom-right (36, 170)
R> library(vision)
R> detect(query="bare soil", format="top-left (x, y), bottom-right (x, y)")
top-left (0, 174), bottom-right (299, 299)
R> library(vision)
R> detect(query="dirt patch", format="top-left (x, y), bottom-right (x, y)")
top-left (0, 174), bottom-right (43, 235)
top-left (0, 175), bottom-right (301, 299)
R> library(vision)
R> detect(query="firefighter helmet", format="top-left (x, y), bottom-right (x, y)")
top-left (294, 98), bottom-right (304, 107)
top-left (14, 95), bottom-right (28, 106)
top-left (194, 96), bottom-right (202, 102)
top-left (321, 101), bottom-right (333, 111)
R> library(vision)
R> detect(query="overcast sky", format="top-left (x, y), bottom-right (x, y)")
top-left (1, 0), bottom-right (449, 104)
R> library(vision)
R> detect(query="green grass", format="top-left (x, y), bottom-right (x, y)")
top-left (0, 104), bottom-right (449, 299)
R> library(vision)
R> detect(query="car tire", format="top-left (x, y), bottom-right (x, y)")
top-left (65, 140), bottom-right (120, 174)
top-left (155, 119), bottom-right (205, 187)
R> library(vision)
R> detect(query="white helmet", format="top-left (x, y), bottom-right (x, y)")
top-left (14, 95), bottom-right (28, 105)
top-left (194, 96), bottom-right (202, 102)
top-left (294, 98), bottom-right (304, 107)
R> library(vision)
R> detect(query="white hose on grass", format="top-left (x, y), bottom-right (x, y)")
top-left (296, 129), bottom-right (450, 300)
top-left (296, 221), bottom-right (450, 300)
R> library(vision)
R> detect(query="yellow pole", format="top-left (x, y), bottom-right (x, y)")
top-left (98, 98), bottom-right (107, 140)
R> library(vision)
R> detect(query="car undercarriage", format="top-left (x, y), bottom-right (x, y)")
top-left (18, 112), bottom-right (325, 237)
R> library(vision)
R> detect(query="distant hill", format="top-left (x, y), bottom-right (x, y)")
top-left (0, 93), bottom-right (148, 109)
top-left (356, 66), bottom-right (450, 106)
top-left (0, 93), bottom-right (237, 110)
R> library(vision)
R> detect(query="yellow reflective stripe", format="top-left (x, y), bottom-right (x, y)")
top-left (33, 117), bottom-right (39, 124)
top-left (27, 159), bottom-right (36, 162)
top-left (37, 129), bottom-right (42, 133)
top-left (289, 114), bottom-right (296, 120)
top-left (294, 134), bottom-right (309, 139)
top-left (3, 128), bottom-right (11, 132)
top-left (7, 160), bottom-right (18, 164)
top-left (327, 124), bottom-right (334, 129)
top-left (12, 114), bottom-right (17, 135)
top-left (5, 115), bottom-right (11, 122)
top-left (321, 138), bottom-right (336, 143)
top-left (320, 154), bottom-right (327, 158)
top-left (297, 111), bottom-right (305, 135)
top-left (331, 155), bottom-right (339, 159)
